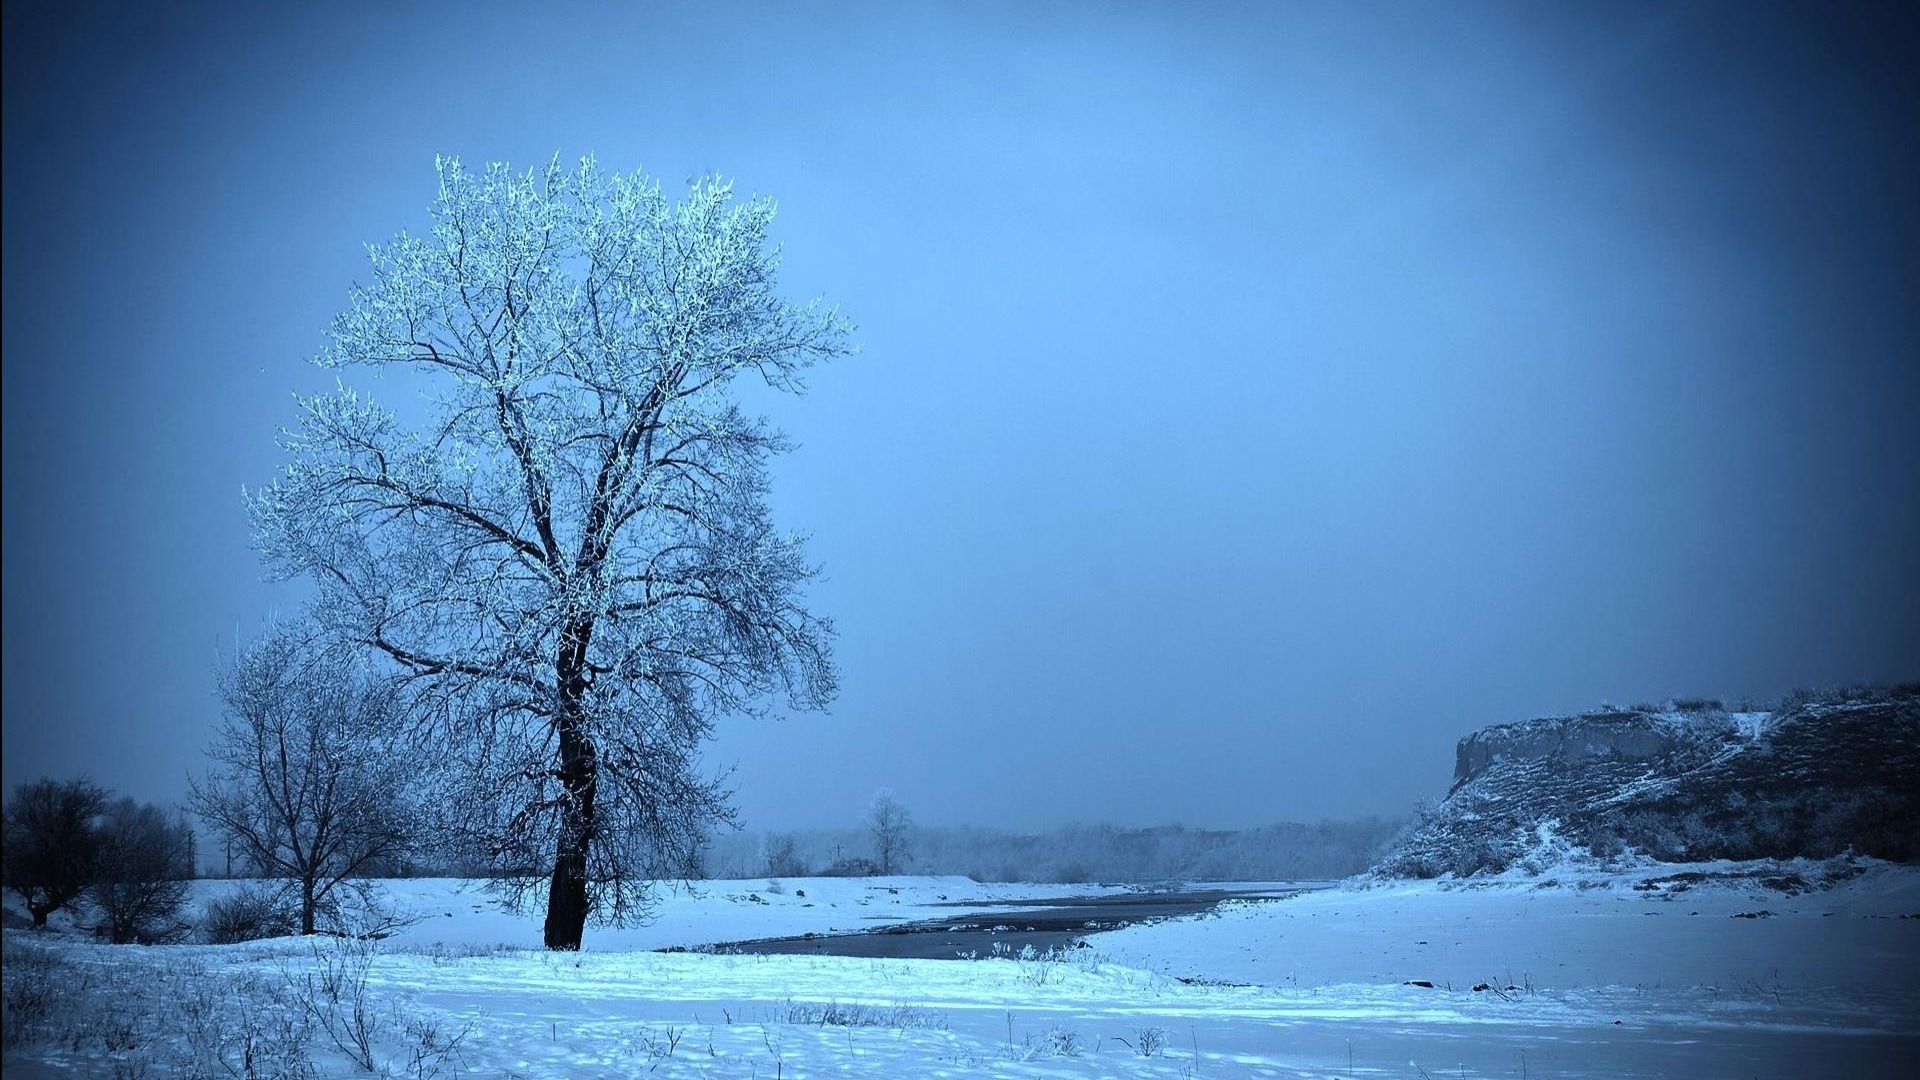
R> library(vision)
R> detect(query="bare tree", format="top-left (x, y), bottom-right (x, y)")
top-left (763, 832), bottom-right (808, 878)
top-left (176, 807), bottom-right (199, 879)
top-left (191, 626), bottom-right (414, 935)
top-left (2, 777), bottom-right (107, 927)
top-left (249, 157), bottom-right (850, 949)
top-left (867, 790), bottom-right (914, 876)
top-left (89, 797), bottom-right (193, 944)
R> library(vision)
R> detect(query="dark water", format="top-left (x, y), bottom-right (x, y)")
top-left (690, 885), bottom-right (1324, 960)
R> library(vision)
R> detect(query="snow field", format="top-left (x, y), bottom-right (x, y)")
top-left (5, 869), bottom-right (1917, 1078)
top-left (353, 876), bottom-right (1132, 953)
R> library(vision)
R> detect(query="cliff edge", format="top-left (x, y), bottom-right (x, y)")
top-left (1376, 686), bottom-right (1920, 878)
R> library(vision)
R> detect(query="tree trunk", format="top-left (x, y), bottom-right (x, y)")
top-left (543, 710), bottom-right (598, 950)
top-left (301, 877), bottom-right (317, 935)
top-left (29, 903), bottom-right (50, 928)
top-left (544, 623), bottom-right (599, 951)
top-left (544, 829), bottom-right (590, 950)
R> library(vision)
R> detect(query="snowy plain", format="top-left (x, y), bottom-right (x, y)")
top-left (4, 866), bottom-right (1916, 1079)
top-left (345, 876), bottom-right (1135, 953)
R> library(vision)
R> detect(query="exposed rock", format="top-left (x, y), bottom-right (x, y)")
top-left (1453, 710), bottom-right (1738, 786)
top-left (1378, 687), bottom-right (1920, 878)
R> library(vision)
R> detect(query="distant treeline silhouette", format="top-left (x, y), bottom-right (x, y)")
top-left (699, 820), bottom-right (1403, 883)
top-left (191, 819), bottom-right (1403, 885)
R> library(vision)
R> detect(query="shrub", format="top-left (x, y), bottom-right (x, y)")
top-left (1, 940), bottom-right (77, 1049)
top-left (292, 931), bottom-right (381, 1069)
top-left (1447, 833), bottom-right (1513, 876)
top-left (819, 857), bottom-right (881, 877)
top-left (202, 883), bottom-right (298, 944)
top-left (1670, 697), bottom-right (1724, 713)
top-left (1048, 862), bottom-right (1091, 884)
top-left (1127, 1026), bottom-right (1169, 1057)
top-left (1776, 683), bottom-right (1903, 712)
top-left (773, 1000), bottom-right (945, 1028)
top-left (1016, 1025), bottom-right (1084, 1060)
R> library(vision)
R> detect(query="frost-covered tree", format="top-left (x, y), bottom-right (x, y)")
top-left (867, 790), bottom-right (914, 876)
top-left (250, 156), bottom-right (850, 949)
top-left (1, 777), bottom-right (107, 927)
top-left (191, 625), bottom-right (414, 935)
top-left (88, 797), bottom-right (193, 944)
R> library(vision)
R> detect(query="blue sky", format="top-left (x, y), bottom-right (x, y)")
top-left (4, 0), bottom-right (1916, 829)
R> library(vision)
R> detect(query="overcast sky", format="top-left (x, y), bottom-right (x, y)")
top-left (4, 0), bottom-right (1916, 831)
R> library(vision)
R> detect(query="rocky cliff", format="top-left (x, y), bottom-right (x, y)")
top-left (1376, 686), bottom-right (1920, 878)
top-left (1451, 710), bottom-right (1729, 786)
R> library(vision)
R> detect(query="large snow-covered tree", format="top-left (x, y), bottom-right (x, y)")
top-left (251, 157), bottom-right (851, 949)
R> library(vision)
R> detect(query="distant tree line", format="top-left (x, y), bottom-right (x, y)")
top-left (704, 818), bottom-right (1403, 883)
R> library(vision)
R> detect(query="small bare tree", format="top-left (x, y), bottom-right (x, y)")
top-left (2, 777), bottom-right (107, 927)
top-left (89, 797), bottom-right (194, 943)
top-left (867, 790), bottom-right (914, 876)
top-left (191, 626), bottom-right (414, 935)
top-left (763, 832), bottom-right (808, 878)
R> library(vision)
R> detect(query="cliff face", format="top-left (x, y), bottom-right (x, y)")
top-left (1377, 689), bottom-right (1920, 878)
top-left (1451, 711), bottom-right (1733, 787)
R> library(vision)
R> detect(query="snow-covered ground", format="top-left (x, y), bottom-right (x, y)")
top-left (318, 875), bottom-right (1135, 952)
top-left (5, 867), bottom-right (1917, 1078)
top-left (1098, 861), bottom-right (1920, 1077)
top-left (1102, 859), bottom-right (1920, 990)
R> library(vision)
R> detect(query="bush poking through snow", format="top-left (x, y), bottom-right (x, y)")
top-left (202, 882), bottom-right (300, 943)
top-left (2, 939), bottom-right (315, 1076)
top-left (3, 932), bottom-right (480, 1077)
top-left (622, 1024), bottom-right (684, 1070)
top-left (0, 940), bottom-right (73, 1049)
top-left (1012, 1024), bottom-right (1084, 1060)
top-left (401, 940), bottom-right (528, 964)
top-left (988, 941), bottom-right (1091, 986)
top-left (1119, 1025), bottom-right (1170, 1057)
top-left (287, 930), bottom-right (381, 1069)
top-left (773, 999), bottom-right (948, 1029)
top-left (399, 1014), bottom-right (473, 1079)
